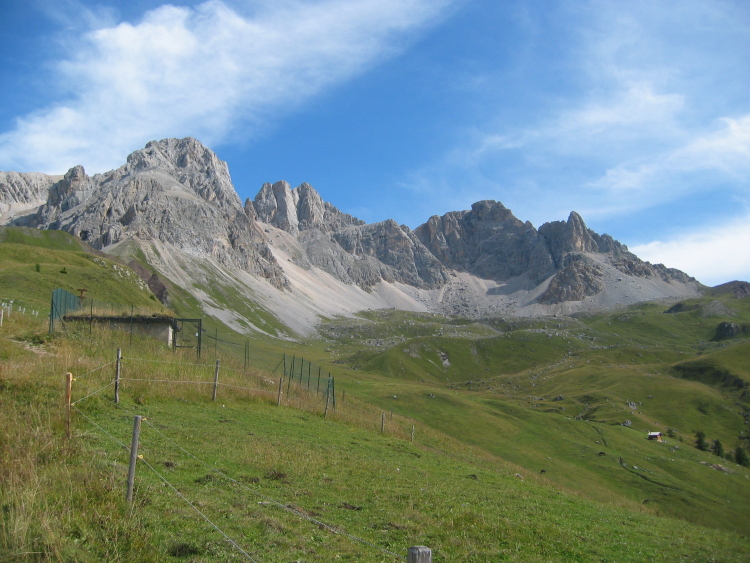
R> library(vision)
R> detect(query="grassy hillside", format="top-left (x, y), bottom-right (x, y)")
top-left (1, 314), bottom-right (749, 561)
top-left (292, 295), bottom-right (750, 535)
top-left (2, 228), bottom-right (750, 559)
top-left (0, 227), bottom-right (169, 316)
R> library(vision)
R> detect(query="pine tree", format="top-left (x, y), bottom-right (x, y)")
top-left (696, 431), bottom-right (709, 451)
top-left (735, 446), bottom-right (750, 467)
top-left (712, 439), bottom-right (724, 458)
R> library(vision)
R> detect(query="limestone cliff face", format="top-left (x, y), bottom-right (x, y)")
top-left (249, 181), bottom-right (695, 301)
top-left (253, 180), bottom-right (364, 233)
top-left (414, 201), bottom-right (556, 285)
top-left (3, 136), bottom-right (697, 316)
top-left (0, 171), bottom-right (60, 218)
top-left (28, 138), bottom-right (287, 289)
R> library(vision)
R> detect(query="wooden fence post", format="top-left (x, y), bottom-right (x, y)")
top-left (411, 424), bottom-right (415, 443)
top-left (408, 546), bottom-right (431, 563)
top-left (126, 415), bottom-right (142, 503)
top-left (65, 372), bottom-right (73, 439)
top-left (277, 377), bottom-right (283, 407)
top-left (115, 348), bottom-right (121, 404)
top-left (324, 382), bottom-right (330, 419)
top-left (212, 359), bottom-right (220, 401)
top-left (381, 412), bottom-right (385, 434)
top-left (1, 308), bottom-right (4, 327)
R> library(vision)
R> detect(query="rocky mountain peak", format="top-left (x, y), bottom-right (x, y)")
top-left (17, 137), bottom-right (288, 289)
top-left (538, 211), bottom-right (599, 268)
top-left (469, 200), bottom-right (516, 222)
top-left (252, 180), bottom-right (363, 233)
top-left (123, 137), bottom-right (241, 210)
top-left (1, 137), bottom-right (699, 327)
top-left (46, 165), bottom-right (96, 213)
top-left (64, 164), bottom-right (87, 184)
top-left (414, 201), bottom-right (554, 284)
top-left (0, 171), bottom-right (60, 221)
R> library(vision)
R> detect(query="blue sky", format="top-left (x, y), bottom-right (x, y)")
top-left (1, 0), bottom-right (749, 285)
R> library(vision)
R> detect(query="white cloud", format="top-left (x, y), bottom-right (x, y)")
top-left (470, 82), bottom-right (685, 163)
top-left (595, 114), bottom-right (750, 196)
top-left (632, 213), bottom-right (750, 286)
top-left (0, 0), bottom-right (454, 174)
top-left (399, 0), bottom-right (750, 230)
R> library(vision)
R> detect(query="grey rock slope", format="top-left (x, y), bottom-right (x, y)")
top-left (0, 171), bottom-right (61, 222)
top-left (21, 138), bottom-right (287, 289)
top-left (2, 137), bottom-right (700, 333)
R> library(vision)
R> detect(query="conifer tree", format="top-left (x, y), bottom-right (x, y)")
top-left (712, 439), bottom-right (724, 458)
top-left (735, 446), bottom-right (750, 467)
top-left (696, 431), bottom-right (708, 451)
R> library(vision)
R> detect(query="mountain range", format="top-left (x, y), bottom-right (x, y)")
top-left (0, 137), bottom-right (700, 335)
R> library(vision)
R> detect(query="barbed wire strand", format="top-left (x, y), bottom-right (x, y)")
top-left (72, 405), bottom-right (259, 563)
top-left (138, 457), bottom-right (259, 563)
top-left (113, 404), bottom-right (403, 560)
top-left (218, 364), bottom-right (257, 375)
top-left (122, 357), bottom-right (207, 368)
top-left (73, 359), bottom-right (117, 379)
top-left (203, 335), bottom-right (244, 347)
top-left (118, 376), bottom-right (277, 395)
top-left (118, 378), bottom-right (214, 385)
top-left (71, 381), bottom-right (115, 405)
top-left (214, 383), bottom-right (274, 395)
top-left (125, 355), bottom-right (273, 378)
top-left (72, 405), bottom-right (130, 449)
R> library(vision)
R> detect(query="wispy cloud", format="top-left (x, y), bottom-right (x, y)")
top-left (0, 0), bottom-right (455, 173)
top-left (399, 0), bottom-right (750, 230)
top-left (632, 212), bottom-right (750, 286)
top-left (595, 115), bottom-right (750, 197)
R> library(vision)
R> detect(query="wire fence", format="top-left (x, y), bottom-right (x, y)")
top-left (67, 353), bottom-right (411, 562)
top-left (68, 350), bottom-right (421, 448)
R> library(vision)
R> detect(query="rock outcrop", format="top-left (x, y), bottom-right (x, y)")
top-left (253, 180), bottom-right (364, 234)
top-left (0, 171), bottom-right (60, 220)
top-left (714, 321), bottom-right (750, 340)
top-left (2, 136), bottom-right (701, 331)
top-left (414, 201), bottom-right (556, 285)
top-left (23, 138), bottom-right (287, 289)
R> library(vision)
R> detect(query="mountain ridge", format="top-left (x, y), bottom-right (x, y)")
top-left (0, 137), bottom-right (700, 334)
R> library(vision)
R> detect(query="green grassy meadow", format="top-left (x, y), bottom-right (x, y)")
top-left (2, 228), bottom-right (750, 561)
